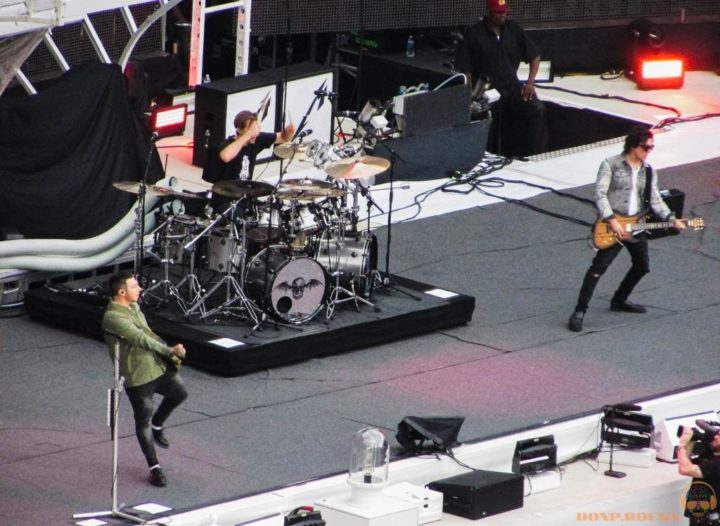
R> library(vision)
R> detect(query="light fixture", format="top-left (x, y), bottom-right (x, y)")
top-left (626, 18), bottom-right (684, 90)
top-left (601, 403), bottom-right (654, 478)
top-left (636, 56), bottom-right (685, 90)
top-left (148, 103), bottom-right (188, 139)
top-left (348, 427), bottom-right (390, 505)
top-left (512, 434), bottom-right (557, 474)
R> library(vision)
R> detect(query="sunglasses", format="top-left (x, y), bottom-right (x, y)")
top-left (639, 144), bottom-right (655, 151)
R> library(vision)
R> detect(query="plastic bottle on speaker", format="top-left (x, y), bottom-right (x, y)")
top-left (406, 35), bottom-right (415, 58)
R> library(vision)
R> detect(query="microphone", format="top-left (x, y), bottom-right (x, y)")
top-left (294, 129), bottom-right (313, 141)
top-left (151, 131), bottom-right (160, 141)
top-left (104, 328), bottom-right (126, 341)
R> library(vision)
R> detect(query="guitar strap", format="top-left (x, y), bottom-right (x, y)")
top-left (643, 164), bottom-right (653, 211)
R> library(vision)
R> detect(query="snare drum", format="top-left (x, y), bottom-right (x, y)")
top-left (244, 246), bottom-right (328, 324)
top-left (315, 232), bottom-right (378, 297)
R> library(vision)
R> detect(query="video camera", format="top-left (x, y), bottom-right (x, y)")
top-left (677, 419), bottom-right (720, 459)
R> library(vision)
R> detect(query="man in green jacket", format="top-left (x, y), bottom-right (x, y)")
top-left (102, 271), bottom-right (188, 487)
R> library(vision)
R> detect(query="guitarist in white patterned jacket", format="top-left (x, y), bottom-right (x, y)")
top-left (568, 127), bottom-right (686, 332)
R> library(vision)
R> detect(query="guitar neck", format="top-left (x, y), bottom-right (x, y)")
top-left (627, 218), bottom-right (684, 232)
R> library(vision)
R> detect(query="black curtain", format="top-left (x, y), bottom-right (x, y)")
top-left (0, 62), bottom-right (163, 240)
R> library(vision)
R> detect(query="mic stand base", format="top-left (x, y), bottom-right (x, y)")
top-left (372, 270), bottom-right (422, 301)
top-left (604, 469), bottom-right (627, 479)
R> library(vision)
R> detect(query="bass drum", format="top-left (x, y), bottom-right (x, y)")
top-left (315, 232), bottom-right (378, 297)
top-left (245, 246), bottom-right (328, 324)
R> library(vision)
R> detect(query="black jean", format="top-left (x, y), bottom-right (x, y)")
top-left (125, 369), bottom-right (188, 467)
top-left (574, 233), bottom-right (650, 313)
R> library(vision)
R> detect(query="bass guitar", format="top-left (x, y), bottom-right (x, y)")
top-left (592, 213), bottom-right (704, 250)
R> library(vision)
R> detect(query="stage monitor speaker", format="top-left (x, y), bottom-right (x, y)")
top-left (653, 410), bottom-right (717, 462)
top-left (372, 119), bottom-right (490, 185)
top-left (427, 470), bottom-right (523, 520)
top-left (647, 188), bottom-right (685, 240)
top-left (394, 83), bottom-right (470, 137)
top-left (192, 62), bottom-right (336, 167)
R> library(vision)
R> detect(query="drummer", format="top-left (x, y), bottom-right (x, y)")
top-left (203, 110), bottom-right (294, 217)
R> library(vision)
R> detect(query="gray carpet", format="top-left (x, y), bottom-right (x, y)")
top-left (1, 157), bottom-right (718, 525)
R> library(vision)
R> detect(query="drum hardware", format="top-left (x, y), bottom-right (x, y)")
top-left (370, 143), bottom-right (423, 301)
top-left (184, 201), bottom-right (261, 323)
top-left (143, 215), bottom-right (190, 313)
top-left (319, 214), bottom-right (377, 319)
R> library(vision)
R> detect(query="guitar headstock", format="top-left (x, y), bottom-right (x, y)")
top-left (687, 217), bottom-right (704, 230)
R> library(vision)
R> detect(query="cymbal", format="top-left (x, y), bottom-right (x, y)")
top-left (212, 179), bottom-right (274, 199)
top-left (273, 142), bottom-right (311, 162)
top-left (326, 156), bottom-right (390, 180)
top-left (279, 178), bottom-right (336, 190)
top-left (153, 187), bottom-right (209, 200)
top-left (277, 186), bottom-right (346, 201)
top-left (112, 181), bottom-right (208, 200)
top-left (113, 181), bottom-right (162, 195)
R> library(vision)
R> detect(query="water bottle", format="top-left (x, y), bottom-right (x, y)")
top-left (406, 35), bottom-right (415, 58)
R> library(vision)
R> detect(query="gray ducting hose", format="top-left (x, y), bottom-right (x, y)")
top-left (0, 195), bottom-right (160, 257)
top-left (0, 212), bottom-right (157, 272)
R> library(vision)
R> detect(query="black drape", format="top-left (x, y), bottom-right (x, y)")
top-left (0, 63), bottom-right (163, 240)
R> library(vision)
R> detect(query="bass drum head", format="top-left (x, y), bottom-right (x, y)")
top-left (245, 246), bottom-right (327, 324)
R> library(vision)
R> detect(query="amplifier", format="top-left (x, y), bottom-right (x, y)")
top-left (427, 470), bottom-right (523, 520)
top-left (648, 188), bottom-right (685, 240)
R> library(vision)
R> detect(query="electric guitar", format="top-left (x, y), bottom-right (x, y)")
top-left (592, 213), bottom-right (704, 250)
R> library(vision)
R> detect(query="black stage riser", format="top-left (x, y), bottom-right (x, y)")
top-left (24, 275), bottom-right (474, 376)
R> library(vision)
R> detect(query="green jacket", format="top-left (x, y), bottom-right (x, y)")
top-left (102, 300), bottom-right (172, 387)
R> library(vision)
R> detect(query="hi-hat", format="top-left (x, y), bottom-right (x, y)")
top-left (277, 186), bottom-right (346, 201)
top-left (273, 142), bottom-right (311, 162)
top-left (326, 156), bottom-right (390, 180)
top-left (277, 178), bottom-right (344, 200)
top-left (212, 179), bottom-right (274, 198)
top-left (280, 178), bottom-right (336, 190)
top-left (112, 181), bottom-right (206, 199)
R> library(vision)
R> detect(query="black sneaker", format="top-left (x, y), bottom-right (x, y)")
top-left (568, 311), bottom-right (584, 332)
top-left (610, 300), bottom-right (646, 313)
top-left (152, 428), bottom-right (170, 448)
top-left (149, 466), bottom-right (167, 487)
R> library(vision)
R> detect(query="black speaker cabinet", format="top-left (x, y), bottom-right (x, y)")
top-left (647, 188), bottom-right (685, 240)
top-left (372, 119), bottom-right (491, 185)
top-left (427, 470), bottom-right (523, 520)
top-left (395, 83), bottom-right (471, 137)
top-left (192, 62), bottom-right (336, 167)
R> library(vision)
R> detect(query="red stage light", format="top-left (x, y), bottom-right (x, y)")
top-left (635, 56), bottom-right (685, 90)
top-left (149, 103), bottom-right (188, 138)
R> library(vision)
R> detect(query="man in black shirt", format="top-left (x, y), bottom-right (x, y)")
top-left (212, 110), bottom-right (294, 183)
top-left (678, 426), bottom-right (720, 525)
top-left (455, 0), bottom-right (547, 157)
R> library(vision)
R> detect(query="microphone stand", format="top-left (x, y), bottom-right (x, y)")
top-left (373, 142), bottom-right (421, 301)
top-left (135, 132), bottom-right (160, 282)
top-left (73, 334), bottom-right (145, 524)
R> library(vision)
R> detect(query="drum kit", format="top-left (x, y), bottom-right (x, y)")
top-left (114, 145), bottom-right (391, 327)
